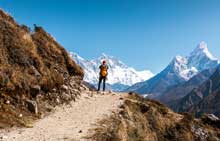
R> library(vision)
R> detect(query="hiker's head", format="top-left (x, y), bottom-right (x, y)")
top-left (102, 60), bottom-right (106, 64)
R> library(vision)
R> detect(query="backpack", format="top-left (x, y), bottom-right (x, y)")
top-left (100, 65), bottom-right (108, 77)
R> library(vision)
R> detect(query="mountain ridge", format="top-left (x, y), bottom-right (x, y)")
top-left (70, 52), bottom-right (154, 91)
top-left (126, 42), bottom-right (219, 95)
top-left (159, 68), bottom-right (215, 104)
top-left (169, 65), bottom-right (220, 116)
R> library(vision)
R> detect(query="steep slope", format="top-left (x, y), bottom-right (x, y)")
top-left (126, 56), bottom-right (197, 95)
top-left (70, 52), bottom-right (154, 91)
top-left (87, 93), bottom-right (220, 141)
top-left (0, 9), bottom-right (83, 127)
top-left (187, 41), bottom-right (219, 71)
top-left (159, 68), bottom-right (215, 103)
top-left (190, 89), bottom-right (220, 117)
top-left (169, 65), bottom-right (220, 116)
top-left (127, 42), bottom-right (219, 96)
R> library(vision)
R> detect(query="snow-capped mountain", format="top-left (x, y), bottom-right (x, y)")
top-left (165, 41), bottom-right (219, 81)
top-left (70, 52), bottom-right (154, 91)
top-left (126, 41), bottom-right (219, 95)
top-left (165, 55), bottom-right (198, 81)
top-left (187, 41), bottom-right (219, 71)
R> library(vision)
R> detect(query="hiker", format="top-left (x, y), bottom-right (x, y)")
top-left (98, 60), bottom-right (108, 91)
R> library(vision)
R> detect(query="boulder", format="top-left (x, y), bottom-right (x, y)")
top-left (26, 100), bottom-right (38, 114)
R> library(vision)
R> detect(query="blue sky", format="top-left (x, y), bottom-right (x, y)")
top-left (1, 0), bottom-right (220, 73)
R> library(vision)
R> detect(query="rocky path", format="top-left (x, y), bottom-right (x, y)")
top-left (0, 91), bottom-right (125, 141)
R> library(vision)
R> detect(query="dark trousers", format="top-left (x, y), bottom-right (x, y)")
top-left (98, 76), bottom-right (106, 91)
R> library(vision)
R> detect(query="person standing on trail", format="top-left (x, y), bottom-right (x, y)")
top-left (98, 60), bottom-right (108, 92)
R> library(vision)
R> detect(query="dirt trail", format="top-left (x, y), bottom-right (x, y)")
top-left (0, 91), bottom-right (125, 141)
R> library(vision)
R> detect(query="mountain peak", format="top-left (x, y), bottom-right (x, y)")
top-left (173, 55), bottom-right (186, 63)
top-left (192, 41), bottom-right (209, 55)
top-left (169, 55), bottom-right (187, 68)
top-left (127, 42), bottom-right (219, 95)
top-left (99, 53), bottom-right (115, 60)
top-left (197, 41), bottom-right (208, 50)
top-left (190, 41), bottom-right (217, 60)
top-left (97, 53), bottom-right (127, 68)
top-left (70, 52), bottom-right (154, 87)
top-left (187, 41), bottom-right (219, 71)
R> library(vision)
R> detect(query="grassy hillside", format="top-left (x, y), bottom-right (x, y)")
top-left (0, 9), bottom-right (83, 127)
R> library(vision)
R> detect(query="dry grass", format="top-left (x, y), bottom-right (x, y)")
top-left (0, 9), bottom-right (83, 127)
top-left (86, 93), bottom-right (220, 141)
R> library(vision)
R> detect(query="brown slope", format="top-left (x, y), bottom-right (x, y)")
top-left (87, 93), bottom-right (220, 141)
top-left (0, 9), bottom-right (83, 127)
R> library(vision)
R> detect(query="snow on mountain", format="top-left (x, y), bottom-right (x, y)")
top-left (69, 52), bottom-right (154, 88)
top-left (127, 41), bottom-right (219, 95)
top-left (125, 56), bottom-right (193, 95)
top-left (187, 41), bottom-right (219, 71)
top-left (164, 41), bottom-right (219, 81)
top-left (168, 55), bottom-right (198, 80)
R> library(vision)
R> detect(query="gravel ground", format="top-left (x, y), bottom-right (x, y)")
top-left (0, 91), bottom-right (124, 141)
